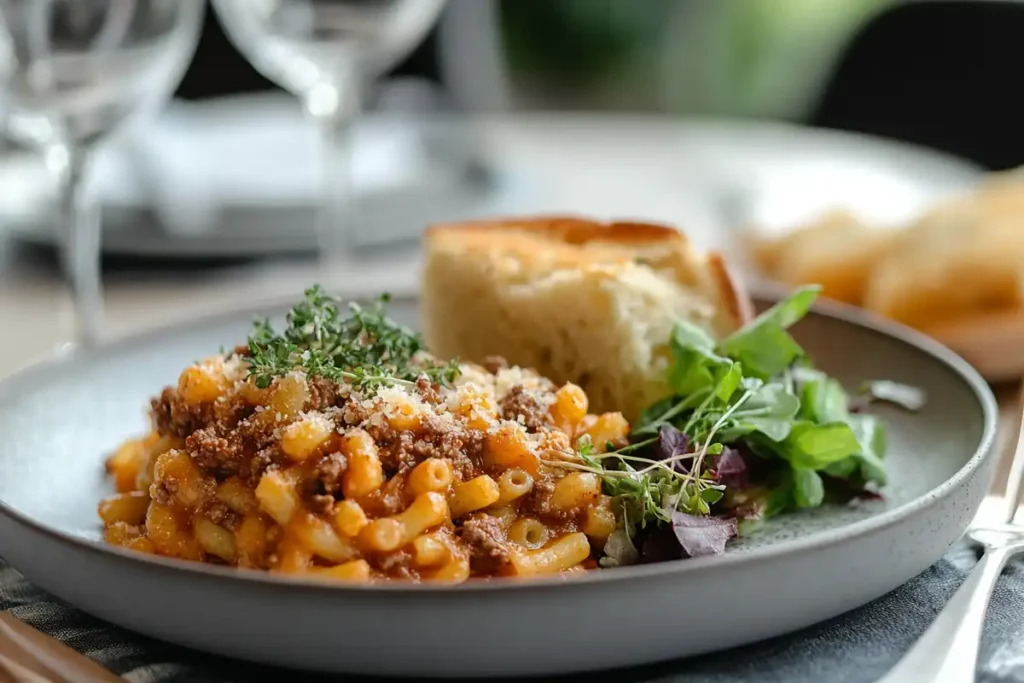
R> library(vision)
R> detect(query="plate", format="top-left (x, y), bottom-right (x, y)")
top-left (489, 116), bottom-right (981, 256)
top-left (0, 93), bottom-right (536, 259)
top-left (0, 294), bottom-right (998, 677)
top-left (0, 108), bottom-right (979, 261)
top-left (684, 119), bottom-right (982, 235)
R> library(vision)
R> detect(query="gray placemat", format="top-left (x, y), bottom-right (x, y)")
top-left (1, 543), bottom-right (1022, 682)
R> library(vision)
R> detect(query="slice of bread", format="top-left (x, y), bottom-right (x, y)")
top-left (420, 216), bottom-right (753, 421)
top-left (749, 210), bottom-right (897, 306)
top-left (864, 186), bottom-right (1024, 330)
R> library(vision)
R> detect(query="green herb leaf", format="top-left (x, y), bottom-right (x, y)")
top-left (716, 286), bottom-right (820, 378)
top-left (671, 319), bottom-right (717, 352)
top-left (718, 324), bottom-right (804, 381)
top-left (700, 488), bottom-right (724, 504)
top-left (792, 468), bottom-right (825, 508)
top-left (847, 413), bottom-right (888, 485)
top-left (822, 457), bottom-right (859, 478)
top-left (799, 372), bottom-right (850, 424)
top-left (667, 321), bottom-right (733, 396)
top-left (719, 383), bottom-right (801, 442)
top-left (779, 422), bottom-right (862, 469)
top-left (713, 362), bottom-right (744, 403)
top-left (750, 285), bottom-right (821, 329)
top-left (244, 286), bottom-right (460, 391)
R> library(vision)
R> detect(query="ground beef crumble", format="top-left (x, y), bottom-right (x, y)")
top-left (365, 418), bottom-right (485, 479)
top-left (309, 494), bottom-right (335, 514)
top-left (306, 377), bottom-right (341, 411)
top-left (150, 479), bottom-right (177, 506)
top-left (499, 385), bottom-right (551, 433)
top-left (151, 387), bottom-right (213, 439)
top-left (313, 452), bottom-right (348, 495)
top-left (186, 428), bottom-right (244, 475)
top-left (340, 398), bottom-right (369, 427)
top-left (204, 502), bottom-right (241, 530)
top-left (377, 549), bottom-right (415, 578)
top-left (458, 515), bottom-right (512, 574)
top-left (365, 423), bottom-right (415, 474)
top-left (249, 445), bottom-right (284, 481)
top-left (524, 479), bottom-right (563, 519)
top-left (415, 376), bottom-right (442, 405)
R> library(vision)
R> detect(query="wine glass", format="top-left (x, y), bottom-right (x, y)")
top-left (0, 0), bottom-right (204, 346)
top-left (211, 0), bottom-right (448, 287)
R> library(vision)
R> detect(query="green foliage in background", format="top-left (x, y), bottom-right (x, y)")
top-left (498, 0), bottom-right (899, 119)
top-left (499, 0), bottom-right (665, 86)
top-left (717, 0), bottom-right (896, 117)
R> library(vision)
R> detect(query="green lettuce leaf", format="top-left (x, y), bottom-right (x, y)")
top-left (779, 422), bottom-right (862, 470)
top-left (792, 468), bottom-right (825, 508)
top-left (716, 286), bottom-right (820, 379)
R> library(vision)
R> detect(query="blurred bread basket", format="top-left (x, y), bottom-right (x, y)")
top-left (745, 168), bottom-right (1024, 381)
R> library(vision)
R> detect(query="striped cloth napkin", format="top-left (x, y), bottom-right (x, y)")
top-left (1, 543), bottom-right (1022, 683)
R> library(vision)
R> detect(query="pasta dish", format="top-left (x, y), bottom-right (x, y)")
top-left (100, 291), bottom-right (625, 581)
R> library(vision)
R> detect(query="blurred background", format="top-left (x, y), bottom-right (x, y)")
top-left (1, 0), bottom-right (1023, 378)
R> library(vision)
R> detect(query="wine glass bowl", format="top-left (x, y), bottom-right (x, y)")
top-left (212, 0), bottom-right (448, 287)
top-left (212, 0), bottom-right (447, 108)
top-left (0, 0), bottom-right (204, 149)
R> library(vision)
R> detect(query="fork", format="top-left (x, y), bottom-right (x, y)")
top-left (875, 384), bottom-right (1024, 683)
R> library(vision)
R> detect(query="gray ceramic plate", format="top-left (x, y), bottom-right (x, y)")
top-left (0, 295), bottom-right (998, 678)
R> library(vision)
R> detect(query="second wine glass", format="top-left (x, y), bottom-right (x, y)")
top-left (212, 0), bottom-right (448, 287)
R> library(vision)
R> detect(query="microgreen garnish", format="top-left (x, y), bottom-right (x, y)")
top-left (244, 285), bottom-right (461, 391)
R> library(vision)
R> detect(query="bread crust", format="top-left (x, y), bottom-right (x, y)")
top-left (425, 214), bottom-right (752, 333)
top-left (707, 252), bottom-right (754, 331)
top-left (424, 215), bottom-right (687, 244)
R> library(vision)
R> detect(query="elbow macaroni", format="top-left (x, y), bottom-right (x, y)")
top-left (100, 354), bottom-right (630, 582)
top-left (340, 429), bottom-right (384, 499)
top-left (448, 475), bottom-right (500, 519)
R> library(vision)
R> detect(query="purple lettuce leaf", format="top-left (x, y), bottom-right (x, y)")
top-left (711, 446), bottom-right (748, 489)
top-left (671, 511), bottom-right (738, 557)
top-left (658, 424), bottom-right (690, 473)
top-left (639, 526), bottom-right (684, 563)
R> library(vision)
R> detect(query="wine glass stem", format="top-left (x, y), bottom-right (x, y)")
top-left (310, 80), bottom-right (361, 290)
top-left (53, 145), bottom-right (103, 347)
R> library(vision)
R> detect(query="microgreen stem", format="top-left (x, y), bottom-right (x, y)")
top-left (652, 388), bottom-right (709, 429)
top-left (675, 388), bottom-right (754, 509)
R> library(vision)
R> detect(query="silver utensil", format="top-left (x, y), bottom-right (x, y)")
top-left (876, 385), bottom-right (1024, 683)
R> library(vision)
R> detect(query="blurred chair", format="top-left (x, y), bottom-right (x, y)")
top-left (810, 0), bottom-right (1024, 170)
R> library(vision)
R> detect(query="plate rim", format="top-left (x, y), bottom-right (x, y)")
top-left (0, 289), bottom-right (999, 594)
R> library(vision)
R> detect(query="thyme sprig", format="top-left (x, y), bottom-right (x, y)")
top-left (244, 286), bottom-right (461, 391)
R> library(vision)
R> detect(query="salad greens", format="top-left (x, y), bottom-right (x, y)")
top-left (558, 285), bottom-right (919, 566)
